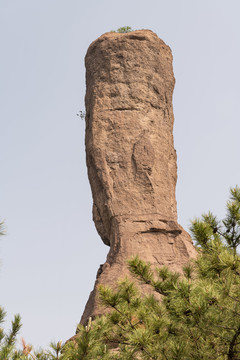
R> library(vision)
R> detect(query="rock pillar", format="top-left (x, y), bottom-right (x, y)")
top-left (81, 30), bottom-right (196, 324)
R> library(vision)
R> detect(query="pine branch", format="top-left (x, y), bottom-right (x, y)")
top-left (227, 324), bottom-right (240, 360)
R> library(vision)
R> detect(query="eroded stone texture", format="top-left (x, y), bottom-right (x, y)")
top-left (81, 30), bottom-right (197, 324)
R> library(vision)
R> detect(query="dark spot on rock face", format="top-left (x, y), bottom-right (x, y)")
top-left (128, 34), bottom-right (147, 41)
top-left (140, 228), bottom-right (182, 236)
top-left (96, 264), bottom-right (104, 278)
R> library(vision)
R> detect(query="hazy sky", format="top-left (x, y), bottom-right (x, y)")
top-left (1, 0), bottom-right (240, 349)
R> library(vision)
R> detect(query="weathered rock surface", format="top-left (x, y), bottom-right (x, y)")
top-left (81, 30), bottom-right (197, 325)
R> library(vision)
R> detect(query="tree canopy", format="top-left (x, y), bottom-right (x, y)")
top-left (1, 186), bottom-right (240, 359)
top-left (62, 186), bottom-right (240, 359)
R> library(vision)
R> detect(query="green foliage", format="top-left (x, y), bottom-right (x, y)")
top-left (0, 222), bottom-right (23, 359)
top-left (61, 318), bottom-right (111, 360)
top-left (0, 310), bottom-right (63, 359)
top-left (76, 110), bottom-right (85, 120)
top-left (2, 187), bottom-right (240, 358)
top-left (111, 26), bottom-right (133, 33)
top-left (0, 315), bottom-right (63, 360)
top-left (65, 186), bottom-right (240, 359)
top-left (0, 311), bottom-right (22, 360)
top-left (190, 185), bottom-right (240, 253)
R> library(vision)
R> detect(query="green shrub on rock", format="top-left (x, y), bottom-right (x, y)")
top-left (111, 26), bottom-right (133, 33)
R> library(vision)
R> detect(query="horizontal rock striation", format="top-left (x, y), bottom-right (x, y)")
top-left (81, 30), bottom-right (196, 325)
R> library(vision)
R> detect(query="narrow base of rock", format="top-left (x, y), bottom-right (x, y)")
top-left (80, 216), bottom-right (196, 325)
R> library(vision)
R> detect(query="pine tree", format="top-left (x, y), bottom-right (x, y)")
top-left (67, 186), bottom-right (240, 359)
top-left (2, 186), bottom-right (240, 359)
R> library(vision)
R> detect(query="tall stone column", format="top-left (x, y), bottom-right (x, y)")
top-left (81, 30), bottom-right (196, 324)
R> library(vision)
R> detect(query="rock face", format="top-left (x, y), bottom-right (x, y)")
top-left (81, 30), bottom-right (196, 325)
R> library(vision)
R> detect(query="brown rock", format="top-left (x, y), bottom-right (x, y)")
top-left (81, 30), bottom-right (197, 325)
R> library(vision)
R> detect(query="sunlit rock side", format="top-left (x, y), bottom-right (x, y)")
top-left (81, 30), bottom-right (197, 325)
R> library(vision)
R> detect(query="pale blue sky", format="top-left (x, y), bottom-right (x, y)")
top-left (1, 0), bottom-right (240, 349)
